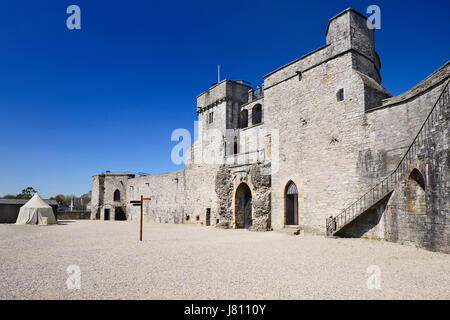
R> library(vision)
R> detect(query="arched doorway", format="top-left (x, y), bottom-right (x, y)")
top-left (285, 181), bottom-right (298, 225)
top-left (235, 183), bottom-right (252, 229)
top-left (406, 168), bottom-right (426, 215)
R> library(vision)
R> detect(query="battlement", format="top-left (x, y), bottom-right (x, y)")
top-left (264, 8), bottom-right (381, 89)
top-left (93, 172), bottom-right (135, 178)
top-left (197, 79), bottom-right (251, 114)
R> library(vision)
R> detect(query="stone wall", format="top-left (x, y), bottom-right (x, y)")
top-left (336, 75), bottom-right (449, 252)
top-left (90, 173), bottom-right (134, 220)
top-left (126, 171), bottom-right (185, 223)
top-left (265, 53), bottom-right (378, 233)
top-left (264, 9), bottom-right (391, 234)
top-left (363, 64), bottom-right (449, 185)
top-left (215, 163), bottom-right (271, 231)
top-left (57, 211), bottom-right (91, 220)
top-left (382, 83), bottom-right (448, 252)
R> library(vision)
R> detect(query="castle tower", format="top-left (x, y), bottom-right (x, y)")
top-left (195, 80), bottom-right (250, 161)
top-left (326, 8), bottom-right (381, 83)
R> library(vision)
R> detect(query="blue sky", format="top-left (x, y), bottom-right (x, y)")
top-left (0, 0), bottom-right (448, 198)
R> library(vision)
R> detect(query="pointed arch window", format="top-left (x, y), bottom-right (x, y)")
top-left (252, 104), bottom-right (262, 125)
top-left (240, 109), bottom-right (248, 128)
top-left (114, 189), bottom-right (121, 202)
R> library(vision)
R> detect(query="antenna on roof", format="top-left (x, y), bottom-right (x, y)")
top-left (218, 64), bottom-right (220, 83)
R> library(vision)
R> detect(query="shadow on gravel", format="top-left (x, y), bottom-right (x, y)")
top-left (56, 220), bottom-right (77, 225)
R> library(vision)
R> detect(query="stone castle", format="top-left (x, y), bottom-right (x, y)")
top-left (91, 8), bottom-right (449, 253)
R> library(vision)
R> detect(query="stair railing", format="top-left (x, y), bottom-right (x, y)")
top-left (326, 79), bottom-right (449, 236)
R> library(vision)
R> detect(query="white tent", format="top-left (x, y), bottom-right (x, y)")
top-left (15, 193), bottom-right (57, 225)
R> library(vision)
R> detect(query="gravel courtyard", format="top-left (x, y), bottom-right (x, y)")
top-left (0, 220), bottom-right (448, 300)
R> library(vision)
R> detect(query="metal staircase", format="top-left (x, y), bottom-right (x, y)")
top-left (326, 79), bottom-right (449, 236)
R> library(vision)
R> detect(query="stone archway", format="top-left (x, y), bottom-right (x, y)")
top-left (406, 168), bottom-right (426, 215)
top-left (235, 183), bottom-right (252, 229)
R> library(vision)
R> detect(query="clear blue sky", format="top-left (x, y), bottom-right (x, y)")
top-left (0, 0), bottom-right (448, 198)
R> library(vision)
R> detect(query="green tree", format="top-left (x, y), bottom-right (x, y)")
top-left (16, 187), bottom-right (37, 199)
top-left (3, 194), bottom-right (17, 199)
top-left (50, 194), bottom-right (68, 205)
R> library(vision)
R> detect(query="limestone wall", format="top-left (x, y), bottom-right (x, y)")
top-left (215, 163), bottom-right (271, 231)
top-left (384, 110), bottom-right (449, 252)
top-left (267, 52), bottom-right (375, 233)
top-left (363, 64), bottom-right (449, 184)
top-left (338, 80), bottom-right (449, 252)
top-left (126, 171), bottom-right (185, 223)
top-left (90, 173), bottom-right (133, 220)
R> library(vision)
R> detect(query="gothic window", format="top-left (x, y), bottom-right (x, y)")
top-left (240, 109), bottom-right (248, 128)
top-left (113, 189), bottom-right (120, 202)
top-left (233, 136), bottom-right (238, 155)
top-left (252, 104), bottom-right (262, 125)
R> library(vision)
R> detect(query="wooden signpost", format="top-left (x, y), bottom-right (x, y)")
top-left (130, 195), bottom-right (151, 241)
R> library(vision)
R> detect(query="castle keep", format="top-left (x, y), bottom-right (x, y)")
top-left (91, 9), bottom-right (449, 253)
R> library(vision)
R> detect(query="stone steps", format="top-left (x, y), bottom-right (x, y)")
top-left (278, 225), bottom-right (302, 236)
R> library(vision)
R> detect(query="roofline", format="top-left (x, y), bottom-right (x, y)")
top-left (367, 61), bottom-right (450, 111)
top-left (93, 173), bottom-right (135, 178)
top-left (196, 79), bottom-right (253, 98)
top-left (262, 44), bottom-right (329, 79)
top-left (325, 8), bottom-right (368, 36)
top-left (0, 198), bottom-right (58, 205)
top-left (132, 169), bottom-right (185, 179)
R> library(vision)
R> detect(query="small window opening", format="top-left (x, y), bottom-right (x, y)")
top-left (337, 89), bottom-right (344, 101)
top-left (113, 189), bottom-right (120, 202)
top-left (240, 109), bottom-right (248, 128)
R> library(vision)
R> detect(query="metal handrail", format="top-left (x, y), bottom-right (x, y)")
top-left (327, 79), bottom-right (449, 235)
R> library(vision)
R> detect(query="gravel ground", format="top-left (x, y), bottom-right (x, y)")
top-left (0, 220), bottom-right (448, 300)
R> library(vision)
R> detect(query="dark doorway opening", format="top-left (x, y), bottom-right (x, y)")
top-left (114, 207), bottom-right (126, 221)
top-left (285, 181), bottom-right (298, 225)
top-left (206, 208), bottom-right (211, 226)
top-left (235, 183), bottom-right (252, 229)
top-left (95, 211), bottom-right (100, 220)
top-left (104, 209), bottom-right (110, 221)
